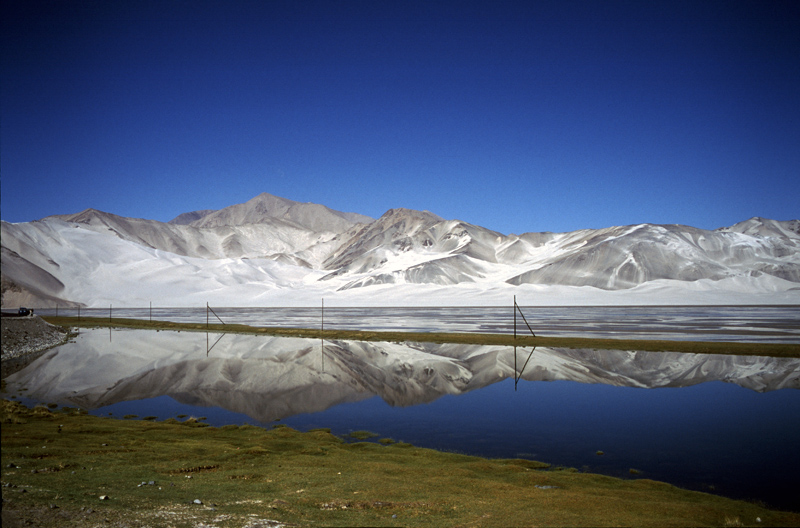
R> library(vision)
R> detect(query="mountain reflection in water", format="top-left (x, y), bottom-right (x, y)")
top-left (6, 329), bottom-right (798, 420)
top-left (4, 328), bottom-right (800, 511)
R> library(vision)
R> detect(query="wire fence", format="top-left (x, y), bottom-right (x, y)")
top-left (28, 303), bottom-right (519, 335)
top-left (13, 303), bottom-right (800, 342)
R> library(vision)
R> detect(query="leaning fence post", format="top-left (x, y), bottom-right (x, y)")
top-left (513, 296), bottom-right (516, 340)
top-left (321, 298), bottom-right (325, 371)
top-left (514, 298), bottom-right (536, 338)
top-left (206, 303), bottom-right (226, 326)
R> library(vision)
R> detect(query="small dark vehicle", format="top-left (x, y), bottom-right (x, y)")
top-left (18, 307), bottom-right (34, 316)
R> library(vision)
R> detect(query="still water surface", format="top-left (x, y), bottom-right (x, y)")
top-left (36, 305), bottom-right (800, 342)
top-left (4, 326), bottom-right (800, 511)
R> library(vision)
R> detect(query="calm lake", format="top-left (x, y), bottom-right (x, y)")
top-left (4, 320), bottom-right (799, 511)
top-left (35, 304), bottom-right (800, 342)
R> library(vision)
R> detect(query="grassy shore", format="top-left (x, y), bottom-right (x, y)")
top-left (43, 315), bottom-right (800, 357)
top-left (2, 400), bottom-right (798, 528)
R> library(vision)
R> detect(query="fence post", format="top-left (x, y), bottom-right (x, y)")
top-left (110, 304), bottom-right (112, 323)
top-left (321, 298), bottom-right (325, 371)
top-left (206, 303), bottom-right (225, 326)
top-left (514, 298), bottom-right (536, 338)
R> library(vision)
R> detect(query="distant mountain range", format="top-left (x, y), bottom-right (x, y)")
top-left (1, 192), bottom-right (799, 307)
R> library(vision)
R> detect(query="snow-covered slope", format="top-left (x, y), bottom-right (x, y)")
top-left (317, 209), bottom-right (800, 296)
top-left (507, 223), bottom-right (800, 289)
top-left (1, 193), bottom-right (799, 307)
top-left (44, 208), bottom-right (343, 265)
top-left (718, 217), bottom-right (800, 239)
top-left (1, 218), bottom-right (322, 307)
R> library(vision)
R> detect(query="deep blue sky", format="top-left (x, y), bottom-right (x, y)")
top-left (2, 0), bottom-right (798, 234)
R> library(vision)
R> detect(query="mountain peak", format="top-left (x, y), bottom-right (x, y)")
top-left (718, 217), bottom-right (800, 240)
top-left (378, 208), bottom-right (444, 223)
top-left (188, 192), bottom-right (372, 233)
top-left (46, 208), bottom-right (121, 224)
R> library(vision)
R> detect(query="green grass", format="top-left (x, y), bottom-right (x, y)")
top-left (2, 400), bottom-right (799, 527)
top-left (42, 315), bottom-right (800, 357)
top-left (345, 430), bottom-right (381, 441)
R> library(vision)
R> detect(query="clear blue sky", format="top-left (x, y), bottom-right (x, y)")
top-left (2, 0), bottom-right (798, 234)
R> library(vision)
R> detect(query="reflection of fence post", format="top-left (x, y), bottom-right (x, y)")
top-left (110, 304), bottom-right (112, 323)
top-left (78, 306), bottom-right (80, 321)
top-left (206, 331), bottom-right (225, 356)
top-left (149, 301), bottom-right (152, 322)
top-left (514, 346), bottom-right (537, 391)
top-left (513, 296), bottom-right (538, 391)
top-left (207, 302), bottom-right (209, 329)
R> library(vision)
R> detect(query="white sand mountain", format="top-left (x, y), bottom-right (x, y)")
top-left (319, 209), bottom-right (800, 293)
top-left (167, 209), bottom-right (215, 225)
top-left (184, 192), bottom-right (372, 232)
top-left (1, 193), bottom-right (799, 307)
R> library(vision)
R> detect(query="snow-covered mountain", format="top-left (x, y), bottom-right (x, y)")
top-left (1, 193), bottom-right (798, 307)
